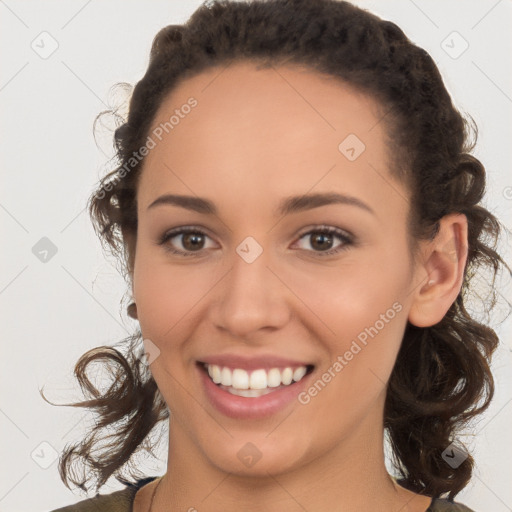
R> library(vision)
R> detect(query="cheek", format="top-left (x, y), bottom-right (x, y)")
top-left (133, 248), bottom-right (218, 339)
top-left (132, 252), bottom-right (213, 411)
top-left (292, 265), bottom-right (409, 436)
top-left (292, 253), bottom-right (409, 338)
top-left (287, 247), bottom-right (411, 393)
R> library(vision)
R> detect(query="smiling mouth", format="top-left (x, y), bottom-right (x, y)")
top-left (198, 362), bottom-right (315, 397)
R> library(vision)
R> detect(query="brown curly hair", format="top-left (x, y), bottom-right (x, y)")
top-left (56, 0), bottom-right (509, 501)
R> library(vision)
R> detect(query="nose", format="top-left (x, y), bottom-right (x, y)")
top-left (209, 243), bottom-right (291, 340)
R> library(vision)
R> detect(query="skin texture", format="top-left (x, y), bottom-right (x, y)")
top-left (129, 61), bottom-right (468, 511)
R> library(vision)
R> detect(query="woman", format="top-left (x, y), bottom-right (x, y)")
top-left (51, 0), bottom-right (508, 510)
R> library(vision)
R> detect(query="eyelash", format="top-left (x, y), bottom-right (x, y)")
top-left (157, 225), bottom-right (354, 258)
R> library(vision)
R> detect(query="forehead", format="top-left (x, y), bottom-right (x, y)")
top-left (137, 61), bottom-right (406, 218)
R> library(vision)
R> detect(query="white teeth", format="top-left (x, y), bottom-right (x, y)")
top-left (220, 367), bottom-right (232, 386)
top-left (281, 367), bottom-right (293, 385)
top-left (205, 364), bottom-right (309, 391)
top-left (249, 369), bottom-right (267, 390)
top-left (293, 366), bottom-right (307, 382)
top-left (232, 369), bottom-right (249, 390)
top-left (227, 388), bottom-right (274, 397)
top-left (211, 365), bottom-right (221, 384)
top-left (267, 368), bottom-right (281, 388)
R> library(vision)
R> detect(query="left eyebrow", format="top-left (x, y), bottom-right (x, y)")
top-left (276, 192), bottom-right (375, 216)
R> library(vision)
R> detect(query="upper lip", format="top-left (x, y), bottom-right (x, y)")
top-left (198, 354), bottom-right (313, 371)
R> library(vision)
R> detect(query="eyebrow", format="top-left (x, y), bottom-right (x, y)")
top-left (147, 192), bottom-right (375, 216)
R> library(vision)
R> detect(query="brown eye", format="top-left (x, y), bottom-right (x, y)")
top-left (294, 226), bottom-right (353, 256)
top-left (181, 232), bottom-right (205, 251)
top-left (158, 227), bottom-right (216, 256)
top-left (309, 232), bottom-right (335, 251)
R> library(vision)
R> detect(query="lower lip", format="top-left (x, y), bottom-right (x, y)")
top-left (198, 365), bottom-right (312, 419)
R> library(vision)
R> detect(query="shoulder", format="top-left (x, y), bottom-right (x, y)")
top-left (50, 488), bottom-right (135, 512)
top-left (428, 498), bottom-right (475, 512)
top-left (50, 477), bottom-right (157, 512)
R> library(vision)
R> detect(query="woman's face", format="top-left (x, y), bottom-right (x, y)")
top-left (132, 61), bottom-right (423, 477)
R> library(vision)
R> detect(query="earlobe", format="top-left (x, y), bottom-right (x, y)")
top-left (408, 214), bottom-right (468, 328)
top-left (127, 301), bottom-right (138, 319)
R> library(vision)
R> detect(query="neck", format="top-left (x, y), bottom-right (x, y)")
top-left (153, 402), bottom-right (430, 512)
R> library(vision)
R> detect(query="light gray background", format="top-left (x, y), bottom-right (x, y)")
top-left (1, 1), bottom-right (511, 511)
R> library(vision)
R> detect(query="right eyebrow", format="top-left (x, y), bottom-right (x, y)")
top-left (147, 194), bottom-right (216, 214)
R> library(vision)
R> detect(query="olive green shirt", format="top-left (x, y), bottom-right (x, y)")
top-left (51, 478), bottom-right (475, 511)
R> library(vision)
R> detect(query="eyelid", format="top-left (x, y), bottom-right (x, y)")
top-left (157, 225), bottom-right (218, 257)
top-left (291, 225), bottom-right (354, 256)
top-left (295, 224), bottom-right (353, 241)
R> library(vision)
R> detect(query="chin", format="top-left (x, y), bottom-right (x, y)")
top-left (197, 429), bottom-right (313, 478)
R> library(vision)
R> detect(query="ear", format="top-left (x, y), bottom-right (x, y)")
top-left (127, 302), bottom-right (138, 319)
top-left (408, 213), bottom-right (468, 328)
